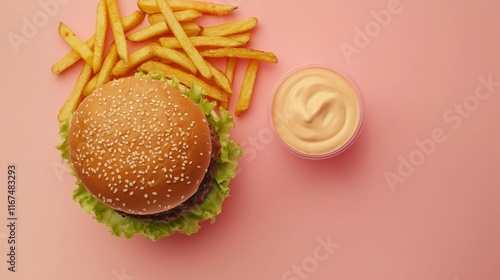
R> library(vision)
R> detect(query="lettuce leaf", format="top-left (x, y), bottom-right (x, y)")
top-left (56, 73), bottom-right (243, 241)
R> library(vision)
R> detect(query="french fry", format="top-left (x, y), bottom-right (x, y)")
top-left (106, 0), bottom-right (128, 63)
top-left (147, 13), bottom-right (163, 25)
top-left (201, 17), bottom-right (257, 37)
top-left (148, 10), bottom-right (202, 24)
top-left (57, 63), bottom-right (93, 122)
top-left (220, 57), bottom-right (237, 109)
top-left (121, 10), bottom-right (147, 32)
top-left (180, 22), bottom-right (202, 36)
top-left (58, 23), bottom-right (94, 67)
top-left (173, 9), bottom-right (203, 21)
top-left (138, 61), bottom-right (227, 102)
top-left (122, 10), bottom-right (147, 29)
top-left (112, 43), bottom-right (155, 76)
top-left (158, 36), bottom-right (246, 49)
top-left (206, 62), bottom-right (232, 94)
top-left (155, 0), bottom-right (212, 79)
top-left (92, 0), bottom-right (108, 73)
top-left (51, 11), bottom-right (144, 75)
top-left (84, 43), bottom-right (120, 97)
top-left (52, 37), bottom-right (95, 75)
top-left (96, 43), bottom-right (119, 89)
top-left (127, 21), bottom-right (202, 42)
top-left (235, 60), bottom-right (259, 117)
top-left (153, 45), bottom-right (197, 74)
top-left (84, 74), bottom-right (98, 96)
top-left (127, 21), bottom-right (169, 42)
top-left (138, 0), bottom-right (237, 15)
top-left (148, 13), bottom-right (166, 25)
top-left (225, 57), bottom-right (237, 86)
top-left (226, 33), bottom-right (251, 45)
top-left (200, 47), bottom-right (278, 63)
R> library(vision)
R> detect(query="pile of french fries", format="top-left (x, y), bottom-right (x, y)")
top-left (53, 0), bottom-right (278, 122)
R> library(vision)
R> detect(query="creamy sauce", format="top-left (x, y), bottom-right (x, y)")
top-left (272, 67), bottom-right (361, 156)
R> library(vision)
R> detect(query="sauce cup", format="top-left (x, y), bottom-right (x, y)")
top-left (269, 63), bottom-right (364, 159)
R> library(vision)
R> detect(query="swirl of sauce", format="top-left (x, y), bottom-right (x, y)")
top-left (272, 66), bottom-right (361, 156)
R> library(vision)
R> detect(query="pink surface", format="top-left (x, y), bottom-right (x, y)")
top-left (1, 0), bottom-right (500, 279)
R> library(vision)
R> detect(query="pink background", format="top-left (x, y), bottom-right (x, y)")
top-left (1, 0), bottom-right (500, 279)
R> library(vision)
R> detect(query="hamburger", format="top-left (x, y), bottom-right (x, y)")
top-left (57, 73), bottom-right (242, 240)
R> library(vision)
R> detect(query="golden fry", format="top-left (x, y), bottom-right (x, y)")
top-left (226, 33), bottom-right (251, 45)
top-left (52, 37), bottom-right (95, 75)
top-left (127, 21), bottom-right (169, 42)
top-left (201, 17), bottom-right (257, 37)
top-left (171, 9), bottom-right (203, 21)
top-left (225, 57), bottom-right (237, 86)
top-left (138, 0), bottom-right (237, 15)
top-left (92, 0), bottom-right (108, 73)
top-left (180, 22), bottom-right (202, 36)
top-left (127, 21), bottom-right (202, 42)
top-left (106, 0), bottom-right (128, 63)
top-left (112, 44), bottom-right (155, 76)
top-left (220, 57), bottom-right (237, 109)
top-left (235, 60), bottom-right (259, 117)
top-left (138, 61), bottom-right (227, 102)
top-left (147, 13), bottom-right (163, 25)
top-left (57, 63), bottom-right (93, 122)
top-left (159, 36), bottom-right (246, 49)
top-left (51, 11), bottom-right (144, 75)
top-left (58, 22), bottom-right (94, 67)
top-left (153, 45), bottom-right (197, 74)
top-left (122, 10), bottom-right (147, 30)
top-left (137, 0), bottom-right (163, 14)
top-left (206, 62), bottom-right (232, 94)
top-left (148, 10), bottom-right (202, 24)
top-left (200, 47), bottom-right (278, 63)
top-left (84, 74), bottom-right (98, 96)
top-left (96, 43), bottom-right (119, 89)
top-left (155, 0), bottom-right (212, 79)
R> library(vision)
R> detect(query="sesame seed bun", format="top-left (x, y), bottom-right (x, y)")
top-left (68, 76), bottom-right (212, 215)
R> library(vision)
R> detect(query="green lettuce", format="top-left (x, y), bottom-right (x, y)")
top-left (56, 73), bottom-right (243, 241)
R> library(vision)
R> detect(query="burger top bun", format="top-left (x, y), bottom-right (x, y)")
top-left (68, 76), bottom-right (212, 215)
